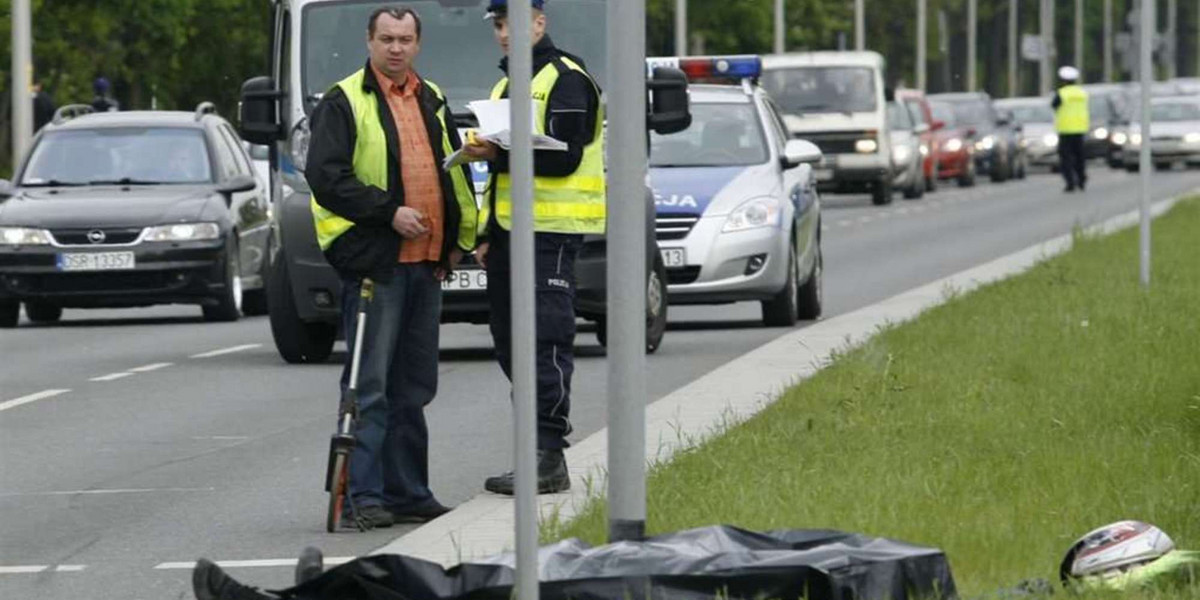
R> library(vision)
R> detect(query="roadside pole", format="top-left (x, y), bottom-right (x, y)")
top-left (507, 0), bottom-right (538, 597)
top-left (12, 0), bottom-right (33, 172)
top-left (1138, 0), bottom-right (1153, 287)
top-left (606, 0), bottom-right (648, 543)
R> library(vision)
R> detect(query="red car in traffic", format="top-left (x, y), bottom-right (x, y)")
top-left (926, 99), bottom-right (977, 186)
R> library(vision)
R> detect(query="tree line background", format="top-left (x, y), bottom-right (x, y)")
top-left (3, 0), bottom-right (1198, 177)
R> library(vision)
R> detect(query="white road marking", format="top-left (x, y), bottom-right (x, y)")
top-left (129, 362), bottom-right (173, 373)
top-left (897, 207), bottom-right (911, 215)
top-left (0, 389), bottom-right (71, 413)
top-left (820, 224), bottom-right (830, 232)
top-left (55, 565), bottom-right (86, 572)
top-left (0, 566), bottom-right (47, 574)
top-left (0, 487), bottom-right (215, 498)
top-left (837, 219), bottom-right (853, 227)
top-left (858, 216), bottom-right (872, 223)
top-left (89, 372), bottom-right (134, 382)
top-left (190, 344), bottom-right (262, 359)
top-left (913, 206), bottom-right (927, 213)
top-left (155, 556), bottom-right (357, 570)
top-left (191, 435), bottom-right (249, 441)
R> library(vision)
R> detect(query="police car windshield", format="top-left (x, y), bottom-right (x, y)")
top-left (21, 128), bottom-right (213, 186)
top-left (761, 67), bottom-right (877, 115)
top-left (1150, 101), bottom-right (1200, 122)
top-left (650, 103), bottom-right (768, 168)
top-left (302, 0), bottom-right (607, 114)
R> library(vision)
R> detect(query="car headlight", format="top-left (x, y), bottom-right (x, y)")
top-left (944, 138), bottom-right (963, 152)
top-left (893, 145), bottom-right (912, 163)
top-left (1130, 133), bottom-right (1142, 146)
top-left (855, 139), bottom-right (878, 153)
top-left (1043, 133), bottom-right (1059, 147)
top-left (1184, 132), bottom-right (1200, 144)
top-left (1093, 127), bottom-right (1109, 139)
top-left (290, 118), bottom-right (312, 172)
top-left (918, 143), bottom-right (929, 156)
top-left (722, 197), bottom-right (782, 233)
top-left (975, 135), bottom-right (995, 151)
top-left (1112, 132), bottom-right (1128, 145)
top-left (0, 226), bottom-right (52, 246)
top-left (144, 222), bottom-right (221, 242)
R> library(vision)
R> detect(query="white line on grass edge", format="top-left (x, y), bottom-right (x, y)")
top-left (373, 191), bottom-right (1193, 566)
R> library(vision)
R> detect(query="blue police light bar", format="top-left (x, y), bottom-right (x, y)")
top-left (645, 55), bottom-right (762, 82)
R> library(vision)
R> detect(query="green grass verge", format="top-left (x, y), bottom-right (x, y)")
top-left (547, 197), bottom-right (1200, 599)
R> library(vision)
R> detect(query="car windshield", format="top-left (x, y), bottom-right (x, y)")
top-left (20, 127), bottom-right (212, 186)
top-left (1150, 102), bottom-right (1200, 122)
top-left (946, 100), bottom-right (993, 126)
top-left (903, 100), bottom-right (927, 126)
top-left (650, 103), bottom-right (767, 167)
top-left (761, 66), bottom-right (877, 114)
top-left (1005, 104), bottom-right (1054, 124)
top-left (1089, 98), bottom-right (1114, 121)
top-left (888, 102), bottom-right (913, 130)
top-left (302, 0), bottom-right (607, 114)
top-left (929, 102), bottom-right (956, 127)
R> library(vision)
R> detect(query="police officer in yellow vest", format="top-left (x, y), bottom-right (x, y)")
top-left (305, 6), bottom-right (477, 529)
top-left (460, 0), bottom-right (604, 496)
top-left (1052, 65), bottom-right (1090, 192)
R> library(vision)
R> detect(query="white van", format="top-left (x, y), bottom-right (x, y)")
top-left (761, 51), bottom-right (895, 205)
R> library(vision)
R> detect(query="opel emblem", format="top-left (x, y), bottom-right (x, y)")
top-left (87, 229), bottom-right (106, 244)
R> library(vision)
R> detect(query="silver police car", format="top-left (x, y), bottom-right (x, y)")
top-left (648, 56), bottom-right (824, 326)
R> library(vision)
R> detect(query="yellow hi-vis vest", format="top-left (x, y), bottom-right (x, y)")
top-left (311, 70), bottom-right (477, 252)
top-left (487, 57), bottom-right (606, 234)
top-left (1055, 84), bottom-right (1090, 135)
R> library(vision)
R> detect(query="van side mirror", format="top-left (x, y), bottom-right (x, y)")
top-left (239, 76), bottom-right (284, 145)
top-left (647, 67), bottom-right (691, 135)
top-left (783, 139), bottom-right (822, 168)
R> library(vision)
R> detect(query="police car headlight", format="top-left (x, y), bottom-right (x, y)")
top-left (1093, 127), bottom-right (1109, 139)
top-left (1043, 133), bottom-right (1059, 147)
top-left (0, 226), bottom-right (52, 246)
top-left (945, 138), bottom-right (963, 152)
top-left (892, 145), bottom-right (912, 164)
top-left (1112, 132), bottom-right (1128, 145)
top-left (1184, 132), bottom-right (1200, 144)
top-left (144, 222), bottom-right (221, 242)
top-left (290, 118), bottom-right (312, 172)
top-left (723, 197), bottom-right (781, 233)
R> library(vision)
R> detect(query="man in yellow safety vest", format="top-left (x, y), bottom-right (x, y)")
top-left (1052, 65), bottom-right (1090, 192)
top-left (461, 0), bottom-right (604, 496)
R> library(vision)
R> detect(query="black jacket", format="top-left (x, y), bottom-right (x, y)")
top-left (485, 36), bottom-right (601, 237)
top-left (306, 62), bottom-right (474, 281)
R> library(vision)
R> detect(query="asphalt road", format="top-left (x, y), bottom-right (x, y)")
top-left (2, 166), bottom-right (1196, 600)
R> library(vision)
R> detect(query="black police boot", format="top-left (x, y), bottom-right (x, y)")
top-left (484, 449), bottom-right (571, 495)
top-left (193, 558), bottom-right (278, 600)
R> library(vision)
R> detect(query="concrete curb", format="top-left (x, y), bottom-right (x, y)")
top-left (372, 192), bottom-right (1191, 566)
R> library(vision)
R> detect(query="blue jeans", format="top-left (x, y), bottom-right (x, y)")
top-left (340, 263), bottom-right (441, 511)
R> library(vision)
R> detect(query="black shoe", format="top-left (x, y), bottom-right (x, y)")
top-left (388, 500), bottom-right (453, 524)
top-left (193, 558), bottom-right (277, 600)
top-left (294, 546), bottom-right (323, 586)
top-left (341, 504), bottom-right (394, 529)
top-left (484, 449), bottom-right (571, 495)
top-left (1064, 185), bottom-right (1076, 193)
top-left (1079, 178), bottom-right (1087, 191)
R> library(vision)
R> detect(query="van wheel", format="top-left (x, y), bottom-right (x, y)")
top-left (871, 179), bottom-right (893, 206)
top-left (266, 250), bottom-right (335, 363)
top-left (0, 301), bottom-right (19, 328)
top-left (25, 302), bottom-right (62, 323)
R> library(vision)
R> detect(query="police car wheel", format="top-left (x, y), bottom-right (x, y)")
top-left (0, 300), bottom-right (19, 328)
top-left (762, 243), bottom-right (800, 327)
top-left (796, 243), bottom-right (823, 321)
top-left (645, 253), bottom-right (668, 354)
